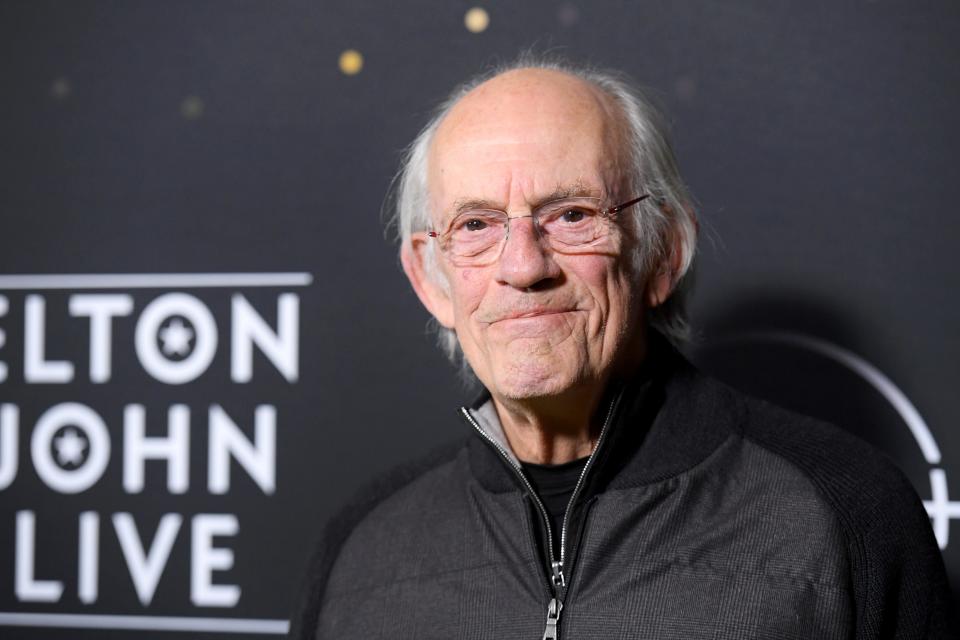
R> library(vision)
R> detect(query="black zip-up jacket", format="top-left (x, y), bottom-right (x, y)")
top-left (291, 342), bottom-right (954, 639)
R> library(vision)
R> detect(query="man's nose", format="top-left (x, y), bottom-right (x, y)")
top-left (495, 215), bottom-right (561, 289)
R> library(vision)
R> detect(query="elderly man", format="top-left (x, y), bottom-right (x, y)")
top-left (292, 58), bottom-right (953, 639)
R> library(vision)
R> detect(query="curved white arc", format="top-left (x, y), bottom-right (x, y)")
top-left (738, 331), bottom-right (941, 465)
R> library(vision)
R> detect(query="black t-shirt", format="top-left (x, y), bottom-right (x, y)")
top-left (520, 455), bottom-right (590, 553)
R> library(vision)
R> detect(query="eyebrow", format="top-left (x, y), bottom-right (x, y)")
top-left (450, 181), bottom-right (602, 216)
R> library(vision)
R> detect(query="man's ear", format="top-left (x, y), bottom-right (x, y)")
top-left (646, 206), bottom-right (697, 308)
top-left (646, 259), bottom-right (677, 309)
top-left (401, 233), bottom-right (456, 329)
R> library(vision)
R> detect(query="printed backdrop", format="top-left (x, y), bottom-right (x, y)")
top-left (1, 1), bottom-right (958, 637)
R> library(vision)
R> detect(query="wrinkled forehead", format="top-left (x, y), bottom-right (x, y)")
top-left (427, 69), bottom-right (626, 218)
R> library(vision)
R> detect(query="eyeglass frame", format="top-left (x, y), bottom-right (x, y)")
top-left (425, 194), bottom-right (651, 263)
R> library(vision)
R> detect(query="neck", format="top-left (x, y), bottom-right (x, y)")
top-left (493, 384), bottom-right (607, 464)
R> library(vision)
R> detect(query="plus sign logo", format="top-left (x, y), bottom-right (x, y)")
top-left (926, 469), bottom-right (960, 549)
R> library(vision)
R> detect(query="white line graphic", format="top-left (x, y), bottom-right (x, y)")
top-left (722, 331), bottom-right (941, 464)
top-left (0, 612), bottom-right (289, 634)
top-left (0, 273), bottom-right (313, 289)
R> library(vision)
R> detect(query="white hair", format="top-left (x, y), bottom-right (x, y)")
top-left (387, 54), bottom-right (698, 368)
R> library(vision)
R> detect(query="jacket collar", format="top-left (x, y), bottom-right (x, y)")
top-left (464, 333), bottom-right (744, 494)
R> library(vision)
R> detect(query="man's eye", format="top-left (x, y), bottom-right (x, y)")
top-left (561, 209), bottom-right (588, 224)
top-left (464, 218), bottom-right (489, 232)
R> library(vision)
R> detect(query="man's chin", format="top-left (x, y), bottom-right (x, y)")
top-left (488, 360), bottom-right (578, 402)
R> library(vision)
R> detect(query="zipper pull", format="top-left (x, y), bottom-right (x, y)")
top-left (541, 598), bottom-right (562, 640)
top-left (551, 560), bottom-right (565, 588)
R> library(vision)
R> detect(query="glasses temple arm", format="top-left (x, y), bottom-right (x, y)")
top-left (605, 194), bottom-right (651, 215)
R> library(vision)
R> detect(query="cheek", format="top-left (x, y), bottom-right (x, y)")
top-left (449, 268), bottom-right (486, 315)
top-left (585, 260), bottom-right (639, 329)
top-left (610, 270), bottom-right (643, 329)
top-left (577, 257), bottom-right (621, 305)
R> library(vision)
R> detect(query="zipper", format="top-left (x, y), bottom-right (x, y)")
top-left (459, 386), bottom-right (623, 639)
top-left (556, 391), bottom-right (621, 588)
top-left (542, 598), bottom-right (562, 640)
top-left (460, 407), bottom-right (559, 585)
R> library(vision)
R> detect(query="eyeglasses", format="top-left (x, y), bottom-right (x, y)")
top-left (427, 195), bottom-right (650, 266)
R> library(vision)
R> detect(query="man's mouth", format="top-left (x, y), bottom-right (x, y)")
top-left (485, 307), bottom-right (579, 324)
top-left (504, 308), bottom-right (570, 319)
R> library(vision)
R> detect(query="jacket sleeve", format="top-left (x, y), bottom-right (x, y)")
top-left (287, 507), bottom-right (357, 640)
top-left (287, 438), bottom-right (468, 640)
top-left (742, 402), bottom-right (956, 639)
top-left (847, 461), bottom-right (956, 639)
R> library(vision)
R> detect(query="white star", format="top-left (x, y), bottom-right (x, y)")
top-left (159, 318), bottom-right (194, 356)
top-left (54, 428), bottom-right (87, 466)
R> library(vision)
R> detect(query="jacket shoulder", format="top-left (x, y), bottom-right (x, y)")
top-left (732, 388), bottom-right (954, 637)
top-left (737, 391), bottom-right (921, 525)
top-left (288, 436), bottom-right (469, 640)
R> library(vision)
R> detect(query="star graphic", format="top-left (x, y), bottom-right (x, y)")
top-left (159, 318), bottom-right (194, 356)
top-left (54, 427), bottom-right (87, 466)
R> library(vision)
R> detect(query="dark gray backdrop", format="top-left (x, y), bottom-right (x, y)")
top-left (0, 1), bottom-right (958, 637)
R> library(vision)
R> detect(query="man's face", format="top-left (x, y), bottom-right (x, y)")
top-left (414, 69), bottom-right (648, 401)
